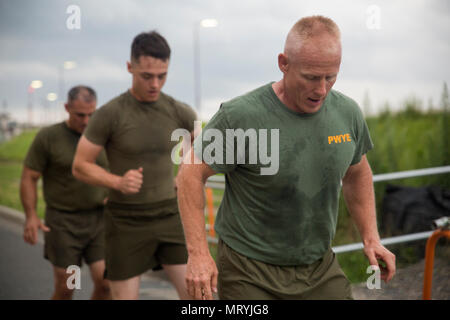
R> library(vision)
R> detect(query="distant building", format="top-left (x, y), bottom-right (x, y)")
top-left (0, 112), bottom-right (19, 143)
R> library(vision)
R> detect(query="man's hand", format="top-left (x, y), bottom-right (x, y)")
top-left (363, 241), bottom-right (396, 283)
top-left (185, 253), bottom-right (218, 300)
top-left (117, 167), bottom-right (143, 194)
top-left (23, 214), bottom-right (50, 245)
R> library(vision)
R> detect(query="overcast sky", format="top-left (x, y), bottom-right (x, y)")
top-left (0, 0), bottom-right (449, 123)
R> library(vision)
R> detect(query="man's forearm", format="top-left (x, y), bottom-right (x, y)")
top-left (342, 159), bottom-right (380, 245)
top-left (72, 161), bottom-right (120, 191)
top-left (177, 165), bottom-right (210, 256)
top-left (20, 177), bottom-right (39, 219)
top-left (343, 181), bottom-right (380, 244)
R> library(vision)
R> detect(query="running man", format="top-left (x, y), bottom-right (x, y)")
top-left (177, 16), bottom-right (396, 300)
top-left (21, 86), bottom-right (111, 300)
top-left (72, 31), bottom-right (197, 299)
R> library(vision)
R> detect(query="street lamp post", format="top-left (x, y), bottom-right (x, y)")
top-left (58, 61), bottom-right (76, 121)
top-left (27, 80), bottom-right (43, 127)
top-left (193, 19), bottom-right (218, 118)
top-left (46, 93), bottom-right (58, 124)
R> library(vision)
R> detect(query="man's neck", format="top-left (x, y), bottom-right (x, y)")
top-left (272, 80), bottom-right (303, 114)
top-left (64, 120), bottom-right (80, 135)
top-left (129, 88), bottom-right (143, 102)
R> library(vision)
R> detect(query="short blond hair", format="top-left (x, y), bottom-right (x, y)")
top-left (290, 16), bottom-right (340, 39)
top-left (284, 16), bottom-right (341, 56)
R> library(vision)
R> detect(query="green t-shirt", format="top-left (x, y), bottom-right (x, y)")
top-left (24, 122), bottom-right (108, 212)
top-left (194, 82), bottom-right (374, 265)
top-left (84, 90), bottom-right (197, 208)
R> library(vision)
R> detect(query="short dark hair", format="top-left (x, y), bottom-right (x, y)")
top-left (131, 31), bottom-right (171, 63)
top-left (67, 85), bottom-right (96, 103)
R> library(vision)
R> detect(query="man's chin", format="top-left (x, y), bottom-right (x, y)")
top-left (300, 102), bottom-right (323, 114)
top-left (146, 92), bottom-right (160, 102)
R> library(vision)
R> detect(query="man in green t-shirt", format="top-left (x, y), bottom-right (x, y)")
top-left (21, 86), bottom-right (110, 300)
top-left (72, 31), bottom-right (197, 299)
top-left (177, 16), bottom-right (396, 300)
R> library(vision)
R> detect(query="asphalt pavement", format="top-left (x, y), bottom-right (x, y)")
top-left (0, 205), bottom-right (178, 300)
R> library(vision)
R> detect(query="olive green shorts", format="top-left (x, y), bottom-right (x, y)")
top-left (217, 239), bottom-right (353, 300)
top-left (104, 206), bottom-right (188, 281)
top-left (44, 207), bottom-right (105, 268)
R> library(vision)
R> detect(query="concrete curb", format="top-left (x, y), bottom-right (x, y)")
top-left (0, 205), bottom-right (26, 225)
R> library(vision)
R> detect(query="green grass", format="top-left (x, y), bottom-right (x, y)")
top-left (0, 161), bottom-right (24, 210)
top-left (0, 161), bottom-right (46, 218)
top-left (0, 129), bottom-right (45, 219)
top-left (336, 251), bottom-right (371, 283)
top-left (0, 129), bottom-right (38, 161)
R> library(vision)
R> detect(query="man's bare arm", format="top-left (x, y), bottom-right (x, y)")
top-left (177, 149), bottom-right (218, 300)
top-left (175, 130), bottom-right (196, 190)
top-left (342, 154), bottom-right (396, 282)
top-left (72, 136), bottom-right (143, 194)
top-left (72, 136), bottom-right (118, 189)
top-left (20, 166), bottom-right (41, 218)
top-left (20, 166), bottom-right (49, 244)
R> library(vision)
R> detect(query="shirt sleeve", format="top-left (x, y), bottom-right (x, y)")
top-left (83, 105), bottom-right (113, 146)
top-left (351, 106), bottom-right (374, 165)
top-left (176, 102), bottom-right (197, 132)
top-left (193, 104), bottom-right (238, 174)
top-left (24, 129), bottom-right (49, 173)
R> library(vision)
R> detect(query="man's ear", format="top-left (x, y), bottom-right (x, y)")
top-left (278, 53), bottom-right (289, 74)
top-left (127, 61), bottom-right (133, 74)
top-left (64, 103), bottom-right (70, 113)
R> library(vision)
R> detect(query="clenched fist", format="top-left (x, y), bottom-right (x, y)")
top-left (117, 167), bottom-right (143, 194)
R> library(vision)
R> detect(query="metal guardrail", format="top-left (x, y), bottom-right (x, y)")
top-left (206, 166), bottom-right (450, 186)
top-left (372, 166), bottom-right (450, 182)
top-left (332, 231), bottom-right (434, 253)
top-left (206, 230), bottom-right (436, 248)
top-left (204, 166), bottom-right (450, 251)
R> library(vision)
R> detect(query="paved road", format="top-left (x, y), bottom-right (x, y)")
top-left (0, 207), bottom-right (178, 300)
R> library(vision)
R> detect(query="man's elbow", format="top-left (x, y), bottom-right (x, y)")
top-left (71, 158), bottom-right (84, 181)
top-left (71, 165), bottom-right (79, 180)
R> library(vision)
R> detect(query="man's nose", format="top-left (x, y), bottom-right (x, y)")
top-left (314, 78), bottom-right (327, 96)
top-left (149, 77), bottom-right (159, 89)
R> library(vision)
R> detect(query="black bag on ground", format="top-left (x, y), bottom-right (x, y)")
top-left (381, 184), bottom-right (450, 236)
